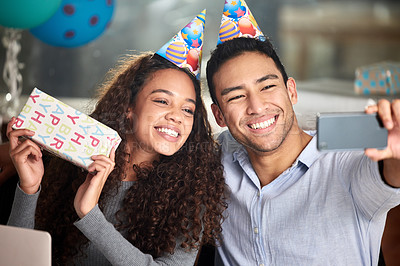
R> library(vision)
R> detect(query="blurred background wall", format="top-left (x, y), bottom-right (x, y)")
top-left (1, 0), bottom-right (399, 99)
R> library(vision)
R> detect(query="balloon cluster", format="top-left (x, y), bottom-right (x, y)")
top-left (0, 0), bottom-right (115, 48)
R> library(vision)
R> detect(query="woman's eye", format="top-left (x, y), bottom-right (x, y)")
top-left (227, 95), bottom-right (244, 102)
top-left (154, 99), bottom-right (167, 105)
top-left (183, 108), bottom-right (194, 115)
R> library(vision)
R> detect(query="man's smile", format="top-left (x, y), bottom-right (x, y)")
top-left (248, 115), bottom-right (277, 130)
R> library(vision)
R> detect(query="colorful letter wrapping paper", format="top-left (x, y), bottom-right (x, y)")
top-left (12, 88), bottom-right (122, 170)
top-left (354, 62), bottom-right (400, 95)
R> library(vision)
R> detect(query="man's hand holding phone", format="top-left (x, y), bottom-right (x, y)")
top-left (317, 99), bottom-right (400, 187)
top-left (364, 99), bottom-right (400, 162)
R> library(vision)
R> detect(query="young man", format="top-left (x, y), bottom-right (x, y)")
top-left (206, 37), bottom-right (400, 265)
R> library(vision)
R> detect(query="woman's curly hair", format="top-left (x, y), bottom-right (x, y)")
top-left (35, 53), bottom-right (228, 265)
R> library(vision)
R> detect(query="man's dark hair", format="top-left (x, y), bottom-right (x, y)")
top-left (206, 37), bottom-right (289, 105)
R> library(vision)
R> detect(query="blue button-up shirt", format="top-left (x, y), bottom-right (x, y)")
top-left (215, 130), bottom-right (400, 266)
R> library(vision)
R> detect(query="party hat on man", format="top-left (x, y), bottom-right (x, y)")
top-left (156, 9), bottom-right (206, 80)
top-left (217, 0), bottom-right (263, 44)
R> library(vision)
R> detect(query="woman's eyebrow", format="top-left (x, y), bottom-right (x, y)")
top-left (151, 89), bottom-right (196, 104)
top-left (151, 89), bottom-right (173, 96)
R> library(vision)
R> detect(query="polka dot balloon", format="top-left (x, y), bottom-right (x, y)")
top-left (30, 0), bottom-right (114, 48)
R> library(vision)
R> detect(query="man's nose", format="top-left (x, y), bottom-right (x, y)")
top-left (246, 94), bottom-right (264, 115)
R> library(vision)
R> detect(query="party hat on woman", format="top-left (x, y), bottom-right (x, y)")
top-left (217, 0), bottom-right (263, 44)
top-left (156, 9), bottom-right (206, 80)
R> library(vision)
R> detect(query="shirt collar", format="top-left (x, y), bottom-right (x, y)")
top-left (297, 131), bottom-right (321, 168)
top-left (232, 145), bottom-right (246, 163)
top-left (232, 130), bottom-right (321, 169)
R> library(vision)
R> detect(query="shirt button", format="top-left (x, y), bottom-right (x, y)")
top-left (254, 227), bottom-right (259, 234)
top-left (257, 191), bottom-right (260, 197)
top-left (260, 264), bottom-right (264, 266)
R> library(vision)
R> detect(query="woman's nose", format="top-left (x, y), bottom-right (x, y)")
top-left (165, 108), bottom-right (183, 124)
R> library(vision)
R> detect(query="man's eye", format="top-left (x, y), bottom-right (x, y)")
top-left (227, 95), bottom-right (244, 102)
top-left (262, 85), bottom-right (275, 91)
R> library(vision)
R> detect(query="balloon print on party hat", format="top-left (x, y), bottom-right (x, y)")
top-left (218, 0), bottom-right (263, 44)
top-left (156, 9), bottom-right (206, 80)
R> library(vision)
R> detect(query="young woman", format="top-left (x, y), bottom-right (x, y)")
top-left (7, 53), bottom-right (227, 265)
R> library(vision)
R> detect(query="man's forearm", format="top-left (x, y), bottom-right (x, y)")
top-left (382, 159), bottom-right (400, 188)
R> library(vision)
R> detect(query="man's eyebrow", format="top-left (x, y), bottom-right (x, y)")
top-left (221, 86), bottom-right (242, 96)
top-left (150, 89), bottom-right (196, 104)
top-left (256, 74), bottom-right (279, 83)
top-left (220, 74), bottom-right (279, 96)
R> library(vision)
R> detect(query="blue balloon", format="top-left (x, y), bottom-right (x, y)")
top-left (30, 0), bottom-right (115, 48)
top-left (223, 0), bottom-right (247, 21)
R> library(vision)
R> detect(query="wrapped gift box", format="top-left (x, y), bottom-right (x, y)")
top-left (12, 88), bottom-right (122, 170)
top-left (354, 62), bottom-right (400, 95)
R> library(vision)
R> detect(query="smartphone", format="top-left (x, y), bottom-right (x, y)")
top-left (316, 112), bottom-right (388, 151)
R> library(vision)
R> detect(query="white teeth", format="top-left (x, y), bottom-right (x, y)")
top-left (157, 127), bottom-right (179, 138)
top-left (250, 117), bottom-right (276, 129)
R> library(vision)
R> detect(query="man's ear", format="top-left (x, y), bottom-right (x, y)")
top-left (286, 77), bottom-right (298, 105)
top-left (211, 103), bottom-right (227, 127)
